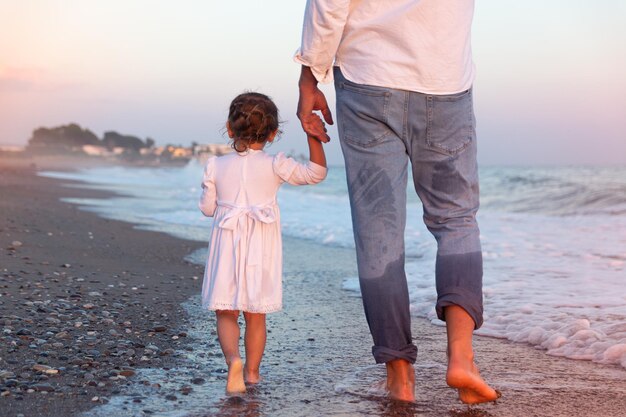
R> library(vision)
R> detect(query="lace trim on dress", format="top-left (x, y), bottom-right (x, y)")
top-left (204, 301), bottom-right (282, 314)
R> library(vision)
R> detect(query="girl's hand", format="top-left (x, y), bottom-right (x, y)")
top-left (306, 114), bottom-right (328, 168)
top-left (306, 114), bottom-right (328, 143)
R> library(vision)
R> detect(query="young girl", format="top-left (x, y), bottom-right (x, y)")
top-left (199, 92), bottom-right (327, 394)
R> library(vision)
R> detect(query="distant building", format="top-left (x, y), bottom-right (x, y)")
top-left (0, 145), bottom-right (25, 153)
top-left (82, 145), bottom-right (112, 156)
top-left (193, 143), bottom-right (231, 163)
top-left (169, 146), bottom-right (193, 158)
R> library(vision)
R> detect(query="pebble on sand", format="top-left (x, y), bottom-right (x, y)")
top-left (32, 364), bottom-right (59, 375)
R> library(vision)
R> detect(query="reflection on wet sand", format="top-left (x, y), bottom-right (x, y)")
top-left (188, 391), bottom-right (262, 417)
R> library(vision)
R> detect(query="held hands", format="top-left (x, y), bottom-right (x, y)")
top-left (306, 114), bottom-right (327, 140)
top-left (304, 113), bottom-right (328, 168)
top-left (297, 66), bottom-right (333, 143)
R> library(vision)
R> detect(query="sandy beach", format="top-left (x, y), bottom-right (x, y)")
top-left (1, 154), bottom-right (626, 417)
top-left (0, 155), bottom-right (205, 416)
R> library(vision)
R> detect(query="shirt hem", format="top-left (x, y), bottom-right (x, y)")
top-left (336, 63), bottom-right (476, 95)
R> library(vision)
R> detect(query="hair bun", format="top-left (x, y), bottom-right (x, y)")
top-left (227, 92), bottom-right (283, 152)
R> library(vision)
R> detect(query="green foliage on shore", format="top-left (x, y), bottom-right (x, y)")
top-left (27, 123), bottom-right (152, 153)
top-left (29, 124), bottom-right (100, 148)
top-left (102, 131), bottom-right (146, 151)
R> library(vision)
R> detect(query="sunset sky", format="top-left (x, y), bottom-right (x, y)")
top-left (1, 0), bottom-right (625, 165)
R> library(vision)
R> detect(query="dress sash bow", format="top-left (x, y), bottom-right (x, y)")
top-left (214, 201), bottom-right (278, 288)
top-left (217, 201), bottom-right (277, 230)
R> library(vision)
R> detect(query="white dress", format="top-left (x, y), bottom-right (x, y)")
top-left (199, 149), bottom-right (327, 313)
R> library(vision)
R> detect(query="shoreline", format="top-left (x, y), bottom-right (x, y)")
top-left (2, 157), bottom-right (626, 416)
top-left (0, 151), bottom-right (194, 171)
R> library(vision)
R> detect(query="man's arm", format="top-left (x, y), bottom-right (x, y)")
top-left (295, 0), bottom-right (350, 142)
top-left (297, 66), bottom-right (333, 143)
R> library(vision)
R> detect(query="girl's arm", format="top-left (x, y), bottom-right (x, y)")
top-left (198, 157), bottom-right (217, 217)
top-left (273, 149), bottom-right (327, 186)
top-left (274, 115), bottom-right (328, 185)
top-left (305, 112), bottom-right (327, 168)
top-left (308, 135), bottom-right (327, 168)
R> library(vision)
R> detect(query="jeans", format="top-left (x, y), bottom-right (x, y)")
top-left (334, 67), bottom-right (483, 364)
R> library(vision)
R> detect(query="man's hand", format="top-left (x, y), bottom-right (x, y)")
top-left (297, 66), bottom-right (333, 143)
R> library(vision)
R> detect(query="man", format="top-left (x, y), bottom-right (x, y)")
top-left (295, 0), bottom-right (499, 404)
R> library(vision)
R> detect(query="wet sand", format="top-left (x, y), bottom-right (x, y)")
top-left (2, 156), bottom-right (626, 416)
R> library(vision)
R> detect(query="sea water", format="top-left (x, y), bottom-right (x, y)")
top-left (41, 162), bottom-right (626, 371)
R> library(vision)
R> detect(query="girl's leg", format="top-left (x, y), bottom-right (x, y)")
top-left (216, 310), bottom-right (245, 393)
top-left (242, 312), bottom-right (266, 383)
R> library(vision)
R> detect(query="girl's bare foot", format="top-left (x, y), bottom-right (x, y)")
top-left (446, 354), bottom-right (499, 404)
top-left (385, 359), bottom-right (416, 402)
top-left (226, 358), bottom-right (246, 394)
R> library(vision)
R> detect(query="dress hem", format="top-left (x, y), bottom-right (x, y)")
top-left (203, 301), bottom-right (283, 314)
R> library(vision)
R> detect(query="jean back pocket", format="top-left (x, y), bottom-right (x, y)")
top-left (336, 78), bottom-right (392, 148)
top-left (426, 89), bottom-right (475, 156)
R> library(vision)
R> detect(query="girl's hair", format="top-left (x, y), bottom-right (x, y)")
top-left (227, 92), bottom-right (282, 152)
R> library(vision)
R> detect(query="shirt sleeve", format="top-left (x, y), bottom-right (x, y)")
top-left (294, 0), bottom-right (351, 84)
top-left (198, 156), bottom-right (217, 217)
top-left (273, 152), bottom-right (327, 186)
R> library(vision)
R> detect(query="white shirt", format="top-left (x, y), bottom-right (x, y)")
top-left (295, 0), bottom-right (476, 95)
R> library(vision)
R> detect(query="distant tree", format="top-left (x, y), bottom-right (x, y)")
top-left (28, 123), bottom-right (100, 149)
top-left (102, 131), bottom-right (146, 151)
top-left (145, 137), bottom-right (155, 148)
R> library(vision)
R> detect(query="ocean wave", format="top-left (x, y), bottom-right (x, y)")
top-left (479, 166), bottom-right (626, 216)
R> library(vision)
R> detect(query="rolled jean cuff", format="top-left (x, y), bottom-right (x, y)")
top-left (436, 287), bottom-right (483, 329)
top-left (372, 343), bottom-right (418, 364)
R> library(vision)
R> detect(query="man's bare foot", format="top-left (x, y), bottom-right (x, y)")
top-left (385, 359), bottom-right (415, 402)
top-left (244, 368), bottom-right (261, 384)
top-left (446, 353), bottom-right (499, 404)
top-left (226, 358), bottom-right (246, 394)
